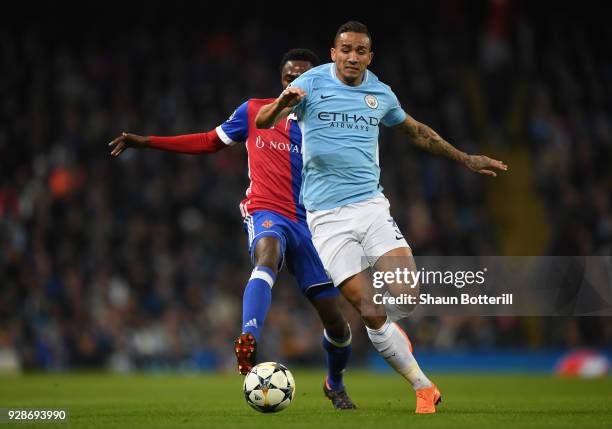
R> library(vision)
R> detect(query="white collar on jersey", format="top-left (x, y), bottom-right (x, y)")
top-left (284, 113), bottom-right (298, 132)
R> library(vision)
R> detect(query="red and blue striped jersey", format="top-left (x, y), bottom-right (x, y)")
top-left (215, 98), bottom-right (305, 221)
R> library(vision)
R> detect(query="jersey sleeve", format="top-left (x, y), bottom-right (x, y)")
top-left (381, 90), bottom-right (407, 127)
top-left (216, 101), bottom-right (249, 145)
top-left (288, 72), bottom-right (314, 120)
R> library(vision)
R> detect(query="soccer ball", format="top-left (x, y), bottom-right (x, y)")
top-left (243, 362), bottom-right (295, 413)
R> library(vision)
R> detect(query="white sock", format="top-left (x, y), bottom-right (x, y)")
top-left (366, 318), bottom-right (432, 390)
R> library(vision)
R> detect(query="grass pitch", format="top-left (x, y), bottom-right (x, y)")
top-left (1, 371), bottom-right (610, 428)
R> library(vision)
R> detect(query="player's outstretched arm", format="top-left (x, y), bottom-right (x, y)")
top-left (396, 115), bottom-right (508, 177)
top-left (255, 87), bottom-right (306, 128)
top-left (108, 130), bottom-right (226, 157)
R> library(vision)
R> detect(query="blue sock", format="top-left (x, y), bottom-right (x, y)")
top-left (322, 326), bottom-right (352, 391)
top-left (242, 266), bottom-right (275, 341)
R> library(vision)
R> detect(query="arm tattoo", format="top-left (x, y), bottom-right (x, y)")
top-left (403, 119), bottom-right (467, 163)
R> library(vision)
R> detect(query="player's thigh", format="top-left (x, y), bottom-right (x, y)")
top-left (243, 212), bottom-right (288, 271)
top-left (373, 246), bottom-right (419, 297)
top-left (253, 236), bottom-right (283, 271)
top-left (373, 246), bottom-right (418, 280)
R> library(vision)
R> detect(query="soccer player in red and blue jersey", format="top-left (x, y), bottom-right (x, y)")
top-left (108, 49), bottom-right (355, 409)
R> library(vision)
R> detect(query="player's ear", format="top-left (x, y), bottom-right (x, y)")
top-left (331, 47), bottom-right (336, 62)
top-left (367, 51), bottom-right (374, 66)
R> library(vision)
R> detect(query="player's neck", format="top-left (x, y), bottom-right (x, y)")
top-left (334, 66), bottom-right (365, 87)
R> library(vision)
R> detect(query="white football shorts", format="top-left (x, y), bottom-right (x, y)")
top-left (306, 193), bottom-right (410, 286)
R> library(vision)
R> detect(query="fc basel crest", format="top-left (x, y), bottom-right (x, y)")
top-left (364, 94), bottom-right (378, 109)
top-left (262, 220), bottom-right (274, 228)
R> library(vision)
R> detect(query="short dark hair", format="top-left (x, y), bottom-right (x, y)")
top-left (279, 48), bottom-right (320, 73)
top-left (334, 21), bottom-right (372, 48)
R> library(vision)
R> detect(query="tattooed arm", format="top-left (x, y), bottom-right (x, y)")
top-left (395, 115), bottom-right (508, 177)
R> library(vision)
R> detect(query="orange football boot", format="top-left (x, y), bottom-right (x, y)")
top-left (415, 384), bottom-right (442, 414)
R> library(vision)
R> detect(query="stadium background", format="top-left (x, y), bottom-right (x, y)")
top-left (1, 0), bottom-right (611, 375)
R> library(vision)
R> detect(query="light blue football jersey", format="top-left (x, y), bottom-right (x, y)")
top-left (290, 63), bottom-right (406, 211)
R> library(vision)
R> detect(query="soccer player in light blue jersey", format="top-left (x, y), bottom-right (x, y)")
top-left (256, 21), bottom-right (508, 414)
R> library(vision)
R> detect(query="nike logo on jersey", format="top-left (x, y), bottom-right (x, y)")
top-left (320, 94), bottom-right (335, 99)
top-left (395, 235), bottom-right (404, 240)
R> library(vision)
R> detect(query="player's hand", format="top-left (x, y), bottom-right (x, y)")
top-left (464, 155), bottom-right (508, 177)
top-left (277, 87), bottom-right (306, 109)
top-left (108, 132), bottom-right (148, 157)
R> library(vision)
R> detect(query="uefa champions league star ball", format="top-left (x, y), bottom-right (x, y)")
top-left (243, 362), bottom-right (295, 413)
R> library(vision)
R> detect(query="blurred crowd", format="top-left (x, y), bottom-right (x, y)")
top-left (0, 1), bottom-right (610, 371)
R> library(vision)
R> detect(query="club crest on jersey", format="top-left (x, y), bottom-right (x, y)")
top-left (364, 94), bottom-right (379, 109)
top-left (262, 220), bottom-right (274, 228)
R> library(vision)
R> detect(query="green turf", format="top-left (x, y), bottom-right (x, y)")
top-left (1, 371), bottom-right (610, 428)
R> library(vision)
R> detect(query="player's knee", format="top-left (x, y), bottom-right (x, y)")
top-left (324, 319), bottom-right (350, 340)
top-left (253, 237), bottom-right (281, 273)
top-left (319, 309), bottom-right (349, 339)
top-left (338, 281), bottom-right (361, 310)
top-left (344, 291), bottom-right (386, 329)
top-left (310, 297), bottom-right (348, 337)
top-left (362, 314), bottom-right (387, 330)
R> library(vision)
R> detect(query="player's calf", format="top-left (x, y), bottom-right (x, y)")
top-left (339, 273), bottom-right (440, 413)
top-left (366, 318), bottom-right (442, 413)
top-left (310, 295), bottom-right (356, 409)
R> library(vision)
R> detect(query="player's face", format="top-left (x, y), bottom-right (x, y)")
top-left (331, 32), bottom-right (373, 86)
top-left (281, 60), bottom-right (313, 89)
